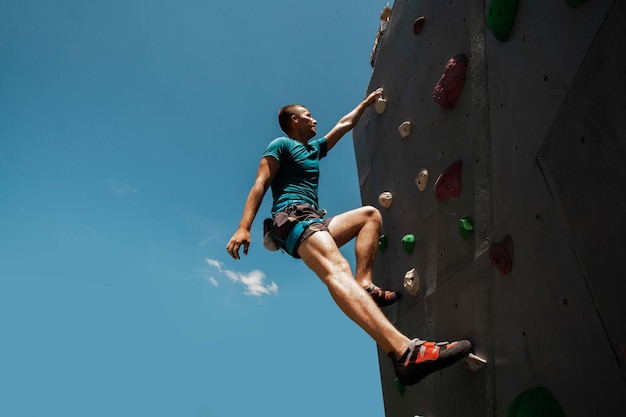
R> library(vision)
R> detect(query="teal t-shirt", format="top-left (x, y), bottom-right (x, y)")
top-left (263, 136), bottom-right (328, 214)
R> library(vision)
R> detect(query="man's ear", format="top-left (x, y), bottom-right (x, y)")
top-left (290, 113), bottom-right (299, 126)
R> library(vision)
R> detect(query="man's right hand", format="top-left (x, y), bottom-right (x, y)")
top-left (226, 228), bottom-right (251, 260)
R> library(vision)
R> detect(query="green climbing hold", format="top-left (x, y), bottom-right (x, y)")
top-left (394, 378), bottom-right (405, 396)
top-left (401, 234), bottom-right (415, 254)
top-left (459, 217), bottom-right (475, 238)
top-left (507, 387), bottom-right (566, 417)
top-left (486, 0), bottom-right (519, 42)
top-left (564, 0), bottom-right (586, 7)
top-left (378, 234), bottom-right (388, 253)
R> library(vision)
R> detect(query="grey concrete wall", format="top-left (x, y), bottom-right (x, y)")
top-left (353, 0), bottom-right (626, 416)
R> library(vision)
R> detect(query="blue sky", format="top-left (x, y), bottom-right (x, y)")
top-left (0, 1), bottom-right (387, 416)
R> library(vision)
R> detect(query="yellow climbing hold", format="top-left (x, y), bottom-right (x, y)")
top-left (398, 121), bottom-right (411, 138)
top-left (378, 191), bottom-right (393, 208)
top-left (415, 169), bottom-right (429, 191)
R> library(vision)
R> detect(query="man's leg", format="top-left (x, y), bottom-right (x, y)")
top-left (297, 230), bottom-right (409, 357)
top-left (326, 206), bottom-right (397, 305)
top-left (297, 230), bottom-right (472, 385)
top-left (326, 206), bottom-right (380, 288)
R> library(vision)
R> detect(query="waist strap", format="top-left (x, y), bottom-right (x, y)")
top-left (285, 218), bottom-right (324, 257)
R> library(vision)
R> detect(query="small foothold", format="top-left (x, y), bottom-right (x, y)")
top-left (433, 160), bottom-right (463, 200)
top-left (401, 234), bottom-right (415, 254)
top-left (403, 268), bottom-right (420, 296)
top-left (463, 353), bottom-right (487, 372)
top-left (433, 54), bottom-right (468, 109)
top-left (507, 387), bottom-right (566, 417)
top-left (374, 97), bottom-right (387, 114)
top-left (415, 169), bottom-right (429, 191)
top-left (394, 378), bottom-right (405, 396)
top-left (398, 121), bottom-right (411, 138)
top-left (489, 235), bottom-right (513, 275)
top-left (486, 0), bottom-right (520, 42)
top-left (378, 191), bottom-right (393, 208)
top-left (378, 234), bottom-right (388, 253)
top-left (413, 16), bottom-right (426, 35)
top-left (459, 217), bottom-right (475, 238)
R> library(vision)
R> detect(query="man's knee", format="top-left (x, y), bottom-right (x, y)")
top-left (363, 205), bottom-right (383, 226)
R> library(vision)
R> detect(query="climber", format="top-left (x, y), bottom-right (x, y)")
top-left (226, 88), bottom-right (472, 385)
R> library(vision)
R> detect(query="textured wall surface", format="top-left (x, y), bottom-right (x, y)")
top-left (353, 0), bottom-right (626, 415)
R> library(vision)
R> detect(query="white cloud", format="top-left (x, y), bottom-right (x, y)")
top-left (223, 270), bottom-right (240, 283)
top-left (239, 270), bottom-right (279, 297)
top-left (204, 258), bottom-right (223, 270)
top-left (203, 258), bottom-right (278, 297)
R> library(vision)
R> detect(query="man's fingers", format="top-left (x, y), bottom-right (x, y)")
top-left (226, 238), bottom-right (250, 260)
top-left (226, 240), bottom-right (240, 260)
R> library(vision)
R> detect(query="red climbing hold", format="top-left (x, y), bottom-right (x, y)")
top-left (489, 235), bottom-right (513, 275)
top-left (432, 54), bottom-right (468, 109)
top-left (433, 160), bottom-right (463, 200)
top-left (413, 16), bottom-right (425, 35)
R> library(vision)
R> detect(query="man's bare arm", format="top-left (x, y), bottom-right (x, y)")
top-left (324, 88), bottom-right (383, 151)
top-left (226, 156), bottom-right (279, 259)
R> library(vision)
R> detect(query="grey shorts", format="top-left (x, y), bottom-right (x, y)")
top-left (271, 204), bottom-right (331, 258)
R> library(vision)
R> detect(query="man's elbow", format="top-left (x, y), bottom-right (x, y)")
top-left (255, 177), bottom-right (271, 194)
top-left (337, 118), bottom-right (354, 133)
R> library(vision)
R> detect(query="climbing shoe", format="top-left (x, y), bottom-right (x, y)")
top-left (391, 338), bottom-right (472, 385)
top-left (366, 283), bottom-right (399, 307)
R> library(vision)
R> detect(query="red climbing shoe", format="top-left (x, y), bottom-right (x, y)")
top-left (391, 338), bottom-right (472, 385)
top-left (366, 283), bottom-right (400, 307)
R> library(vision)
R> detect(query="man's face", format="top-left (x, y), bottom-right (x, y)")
top-left (292, 106), bottom-right (317, 140)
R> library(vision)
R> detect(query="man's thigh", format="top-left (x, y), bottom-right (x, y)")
top-left (326, 206), bottom-right (378, 248)
top-left (297, 230), bottom-right (352, 280)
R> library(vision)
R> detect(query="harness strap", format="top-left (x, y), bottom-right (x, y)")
top-left (285, 218), bottom-right (324, 257)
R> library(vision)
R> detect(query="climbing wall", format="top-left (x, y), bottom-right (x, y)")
top-left (353, 0), bottom-right (626, 416)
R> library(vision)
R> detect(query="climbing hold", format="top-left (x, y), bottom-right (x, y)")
top-left (564, 0), bottom-right (586, 6)
top-left (403, 268), bottom-right (420, 296)
top-left (401, 234), bottom-right (415, 254)
top-left (378, 191), bottom-right (393, 208)
top-left (374, 97), bottom-right (387, 114)
top-left (433, 160), bottom-right (463, 201)
top-left (462, 353), bottom-right (487, 372)
top-left (507, 387), bottom-right (565, 417)
top-left (413, 16), bottom-right (425, 35)
top-left (489, 235), bottom-right (513, 275)
top-left (414, 169), bottom-right (429, 191)
top-left (398, 121), bottom-right (411, 138)
top-left (378, 234), bottom-right (388, 253)
top-left (486, 0), bottom-right (519, 42)
top-left (459, 217), bottom-right (475, 238)
top-left (394, 378), bottom-right (405, 396)
top-left (432, 54), bottom-right (467, 109)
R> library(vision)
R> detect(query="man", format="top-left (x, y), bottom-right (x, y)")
top-left (226, 88), bottom-right (471, 385)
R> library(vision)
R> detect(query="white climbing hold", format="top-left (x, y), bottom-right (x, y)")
top-left (378, 191), bottom-right (393, 208)
top-left (415, 169), bottom-right (429, 191)
top-left (462, 353), bottom-right (487, 372)
top-left (403, 268), bottom-right (420, 295)
top-left (398, 121), bottom-right (411, 138)
top-left (375, 97), bottom-right (387, 114)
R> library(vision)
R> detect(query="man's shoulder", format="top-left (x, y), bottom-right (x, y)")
top-left (264, 137), bottom-right (294, 158)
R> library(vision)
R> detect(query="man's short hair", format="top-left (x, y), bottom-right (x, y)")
top-left (278, 104), bottom-right (304, 135)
